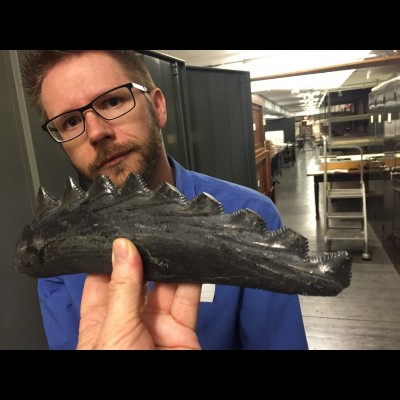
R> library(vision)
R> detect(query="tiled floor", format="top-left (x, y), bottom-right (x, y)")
top-left (275, 145), bottom-right (400, 350)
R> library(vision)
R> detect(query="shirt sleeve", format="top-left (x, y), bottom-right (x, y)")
top-left (38, 275), bottom-right (84, 350)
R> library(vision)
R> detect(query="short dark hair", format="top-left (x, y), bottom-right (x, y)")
top-left (20, 50), bottom-right (156, 118)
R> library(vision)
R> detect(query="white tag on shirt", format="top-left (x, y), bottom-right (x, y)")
top-left (200, 283), bottom-right (215, 303)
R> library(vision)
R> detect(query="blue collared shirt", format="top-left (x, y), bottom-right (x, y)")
top-left (38, 157), bottom-right (308, 349)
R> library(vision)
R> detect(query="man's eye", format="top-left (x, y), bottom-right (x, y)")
top-left (67, 117), bottom-right (79, 127)
top-left (100, 96), bottom-right (123, 109)
top-left (58, 114), bottom-right (82, 131)
top-left (65, 116), bottom-right (81, 129)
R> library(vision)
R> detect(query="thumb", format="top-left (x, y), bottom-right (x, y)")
top-left (104, 238), bottom-right (145, 326)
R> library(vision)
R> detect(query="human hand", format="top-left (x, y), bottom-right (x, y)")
top-left (76, 238), bottom-right (201, 350)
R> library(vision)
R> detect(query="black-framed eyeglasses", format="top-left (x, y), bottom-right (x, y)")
top-left (41, 82), bottom-right (149, 143)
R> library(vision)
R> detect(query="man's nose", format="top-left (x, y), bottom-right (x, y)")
top-left (84, 110), bottom-right (116, 144)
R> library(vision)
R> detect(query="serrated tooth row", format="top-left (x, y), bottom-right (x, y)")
top-left (34, 174), bottom-right (307, 265)
top-left (310, 251), bottom-right (350, 264)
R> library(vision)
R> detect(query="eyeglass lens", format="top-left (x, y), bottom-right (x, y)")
top-left (47, 86), bottom-right (135, 142)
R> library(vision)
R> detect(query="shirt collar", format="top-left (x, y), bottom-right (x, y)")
top-left (167, 155), bottom-right (196, 199)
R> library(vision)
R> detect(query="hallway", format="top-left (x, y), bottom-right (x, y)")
top-left (274, 146), bottom-right (400, 350)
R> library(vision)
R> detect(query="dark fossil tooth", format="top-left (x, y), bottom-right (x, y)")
top-left (184, 192), bottom-right (225, 215)
top-left (13, 174), bottom-right (352, 296)
top-left (59, 177), bottom-right (87, 208)
top-left (35, 187), bottom-right (60, 218)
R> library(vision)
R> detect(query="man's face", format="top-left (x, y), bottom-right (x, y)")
top-left (41, 51), bottom-right (166, 187)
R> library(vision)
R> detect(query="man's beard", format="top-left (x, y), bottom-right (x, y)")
top-left (84, 124), bottom-right (163, 187)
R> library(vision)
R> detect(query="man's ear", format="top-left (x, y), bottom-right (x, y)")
top-left (150, 88), bottom-right (167, 129)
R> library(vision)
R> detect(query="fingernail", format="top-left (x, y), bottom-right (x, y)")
top-left (113, 239), bottom-right (129, 263)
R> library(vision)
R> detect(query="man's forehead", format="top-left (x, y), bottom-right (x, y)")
top-left (42, 53), bottom-right (130, 115)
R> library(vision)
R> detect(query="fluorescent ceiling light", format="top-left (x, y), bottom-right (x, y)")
top-left (216, 50), bottom-right (373, 75)
top-left (216, 50), bottom-right (373, 92)
top-left (251, 70), bottom-right (355, 91)
top-left (247, 50), bottom-right (373, 77)
top-left (263, 114), bottom-right (282, 119)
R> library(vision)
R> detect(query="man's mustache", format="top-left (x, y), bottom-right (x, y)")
top-left (88, 142), bottom-right (142, 173)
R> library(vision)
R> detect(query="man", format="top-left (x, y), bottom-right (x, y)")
top-left (21, 50), bottom-right (308, 350)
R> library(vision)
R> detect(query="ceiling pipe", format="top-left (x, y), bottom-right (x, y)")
top-left (250, 54), bottom-right (400, 82)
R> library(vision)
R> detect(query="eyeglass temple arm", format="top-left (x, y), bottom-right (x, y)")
top-left (131, 82), bottom-right (149, 93)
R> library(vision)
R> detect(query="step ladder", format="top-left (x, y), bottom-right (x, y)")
top-left (389, 168), bottom-right (400, 244)
top-left (322, 137), bottom-right (371, 260)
